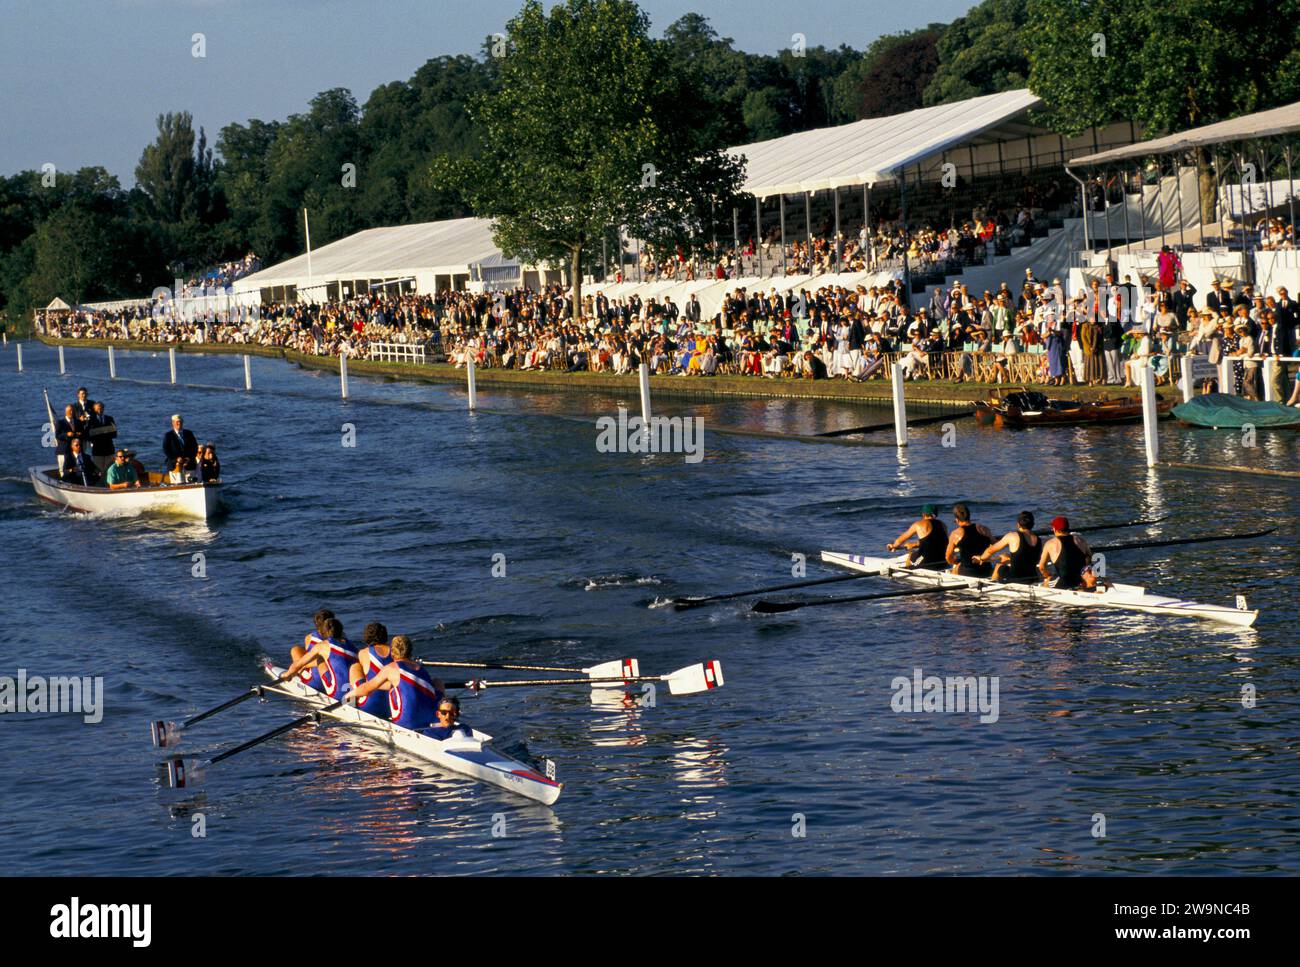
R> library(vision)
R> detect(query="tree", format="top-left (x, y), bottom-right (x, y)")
top-left (433, 0), bottom-right (745, 321)
top-left (846, 27), bottom-right (945, 118)
top-left (924, 0), bottom-right (1030, 105)
top-left (1025, 0), bottom-right (1300, 219)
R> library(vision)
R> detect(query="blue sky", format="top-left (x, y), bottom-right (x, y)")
top-left (0, 0), bottom-right (978, 184)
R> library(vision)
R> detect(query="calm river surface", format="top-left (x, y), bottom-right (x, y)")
top-left (1, 342), bottom-right (1296, 875)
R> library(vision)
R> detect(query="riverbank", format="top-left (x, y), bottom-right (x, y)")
top-left (34, 335), bottom-right (1177, 407)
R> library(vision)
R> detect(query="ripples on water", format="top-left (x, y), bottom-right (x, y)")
top-left (1, 344), bottom-right (1297, 875)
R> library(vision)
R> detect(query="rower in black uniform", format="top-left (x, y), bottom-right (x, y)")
top-left (945, 503), bottom-right (995, 577)
top-left (1037, 516), bottom-right (1098, 590)
top-left (887, 504), bottom-right (949, 568)
top-left (973, 511), bottom-right (1042, 583)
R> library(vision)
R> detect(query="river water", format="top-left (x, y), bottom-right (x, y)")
top-left (1, 342), bottom-right (1296, 875)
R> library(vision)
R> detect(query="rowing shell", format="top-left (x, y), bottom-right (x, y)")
top-left (821, 552), bottom-right (1259, 628)
top-left (263, 663), bottom-right (563, 805)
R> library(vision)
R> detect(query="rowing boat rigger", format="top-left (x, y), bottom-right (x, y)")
top-left (821, 552), bottom-right (1259, 628)
top-left (262, 663), bottom-right (564, 805)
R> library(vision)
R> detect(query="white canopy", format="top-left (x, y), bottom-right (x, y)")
top-left (728, 89), bottom-right (1045, 199)
top-left (44, 296), bottom-right (72, 311)
top-left (1070, 100), bottom-right (1300, 167)
top-left (234, 217), bottom-right (514, 291)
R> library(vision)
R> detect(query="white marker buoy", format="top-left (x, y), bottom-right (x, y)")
top-left (108, 345), bottom-right (116, 379)
top-left (1139, 363), bottom-right (1159, 468)
top-left (1178, 356), bottom-right (1193, 403)
top-left (1262, 357), bottom-right (1277, 402)
top-left (243, 354), bottom-right (252, 391)
top-left (467, 356), bottom-right (477, 410)
top-left (1219, 358), bottom-right (1233, 396)
top-left (638, 362), bottom-right (651, 428)
top-left (891, 362), bottom-right (907, 447)
top-left (16, 343), bottom-right (22, 372)
top-left (58, 344), bottom-right (65, 375)
top-left (339, 353), bottom-right (349, 399)
top-left (169, 347), bottom-right (177, 384)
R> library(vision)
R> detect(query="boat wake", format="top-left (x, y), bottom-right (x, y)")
top-left (569, 573), bottom-right (663, 591)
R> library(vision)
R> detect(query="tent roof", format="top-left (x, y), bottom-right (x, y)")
top-left (44, 296), bottom-right (72, 310)
top-left (236, 217), bottom-right (512, 288)
top-left (1069, 100), bottom-right (1300, 166)
top-left (728, 89), bottom-right (1044, 199)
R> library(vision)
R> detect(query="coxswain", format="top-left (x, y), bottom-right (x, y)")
top-left (886, 504), bottom-right (949, 568)
top-left (973, 511), bottom-right (1042, 583)
top-left (282, 617), bottom-right (357, 698)
top-left (945, 502), bottom-right (994, 577)
top-left (346, 635), bottom-right (442, 729)
top-left (1037, 516), bottom-right (1098, 590)
top-left (419, 696), bottom-right (471, 741)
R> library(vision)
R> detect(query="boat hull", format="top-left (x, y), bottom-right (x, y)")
top-left (29, 467), bottom-right (221, 520)
top-left (974, 395), bottom-right (1171, 428)
top-left (263, 664), bottom-right (562, 805)
top-left (821, 552), bottom-right (1258, 628)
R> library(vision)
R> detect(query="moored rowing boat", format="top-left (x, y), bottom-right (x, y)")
top-left (820, 552), bottom-right (1259, 628)
top-left (262, 662), bottom-right (563, 805)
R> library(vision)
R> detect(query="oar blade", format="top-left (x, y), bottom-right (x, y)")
top-left (667, 660), bottom-right (725, 695)
top-left (583, 657), bottom-right (640, 680)
top-left (751, 600), bottom-right (801, 613)
top-left (151, 720), bottom-right (182, 748)
top-left (160, 756), bottom-right (204, 789)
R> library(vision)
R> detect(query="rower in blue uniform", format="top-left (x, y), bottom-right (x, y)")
top-left (346, 634), bottom-right (443, 729)
top-left (349, 621), bottom-right (392, 719)
top-left (292, 609), bottom-right (334, 672)
top-left (282, 617), bottom-right (357, 698)
top-left (887, 504), bottom-right (949, 568)
top-left (974, 511), bottom-right (1042, 583)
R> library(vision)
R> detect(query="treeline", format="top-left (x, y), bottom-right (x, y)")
top-left (2, 0), bottom-right (1297, 332)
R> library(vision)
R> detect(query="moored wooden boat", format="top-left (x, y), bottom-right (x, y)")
top-left (29, 466), bottom-right (222, 520)
top-left (973, 390), bottom-right (1172, 428)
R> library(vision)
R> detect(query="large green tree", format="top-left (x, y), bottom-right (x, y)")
top-left (433, 0), bottom-right (745, 320)
top-left (924, 0), bottom-right (1029, 105)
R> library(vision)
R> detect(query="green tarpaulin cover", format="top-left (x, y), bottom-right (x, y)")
top-left (1172, 393), bottom-right (1300, 429)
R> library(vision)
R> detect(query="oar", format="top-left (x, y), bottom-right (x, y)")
top-left (752, 583), bottom-right (961, 614)
top-left (667, 573), bottom-right (867, 610)
top-left (1093, 527), bottom-right (1276, 554)
top-left (1039, 514), bottom-right (1169, 535)
top-left (151, 681), bottom-right (284, 748)
top-left (419, 657), bottom-right (640, 678)
top-left (445, 661), bottom-right (724, 696)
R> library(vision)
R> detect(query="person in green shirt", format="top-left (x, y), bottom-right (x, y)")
top-left (105, 449), bottom-right (141, 490)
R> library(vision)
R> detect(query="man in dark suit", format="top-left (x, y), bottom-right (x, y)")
top-left (85, 400), bottom-right (118, 473)
top-left (55, 404), bottom-right (85, 474)
top-left (1170, 279), bottom-right (1197, 329)
top-left (1205, 280), bottom-right (1231, 317)
top-left (72, 387), bottom-right (94, 421)
top-left (163, 413), bottom-right (199, 469)
top-left (62, 437), bottom-right (101, 486)
top-left (684, 294), bottom-right (701, 323)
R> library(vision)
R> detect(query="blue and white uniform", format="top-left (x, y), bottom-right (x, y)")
top-left (303, 636), bottom-right (358, 699)
top-left (388, 661), bottom-right (442, 729)
top-left (355, 647), bottom-right (391, 718)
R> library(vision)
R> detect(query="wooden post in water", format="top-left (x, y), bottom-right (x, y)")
top-left (169, 347), bottom-right (177, 384)
top-left (638, 362), bottom-right (652, 428)
top-left (58, 345), bottom-right (65, 375)
top-left (339, 353), bottom-right (349, 399)
top-left (243, 354), bottom-right (252, 391)
top-left (891, 362), bottom-right (907, 447)
top-left (1139, 364), bottom-right (1159, 468)
top-left (466, 356), bottom-right (477, 410)
top-left (108, 345), bottom-right (116, 379)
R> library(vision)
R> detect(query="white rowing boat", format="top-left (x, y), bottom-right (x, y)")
top-left (263, 663), bottom-right (564, 805)
top-left (821, 552), bottom-right (1259, 628)
top-left (29, 466), bottom-right (222, 520)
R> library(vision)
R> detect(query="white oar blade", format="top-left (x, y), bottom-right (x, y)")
top-left (151, 720), bottom-right (182, 748)
top-left (667, 660), bottom-right (724, 695)
top-left (583, 658), bottom-right (639, 681)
